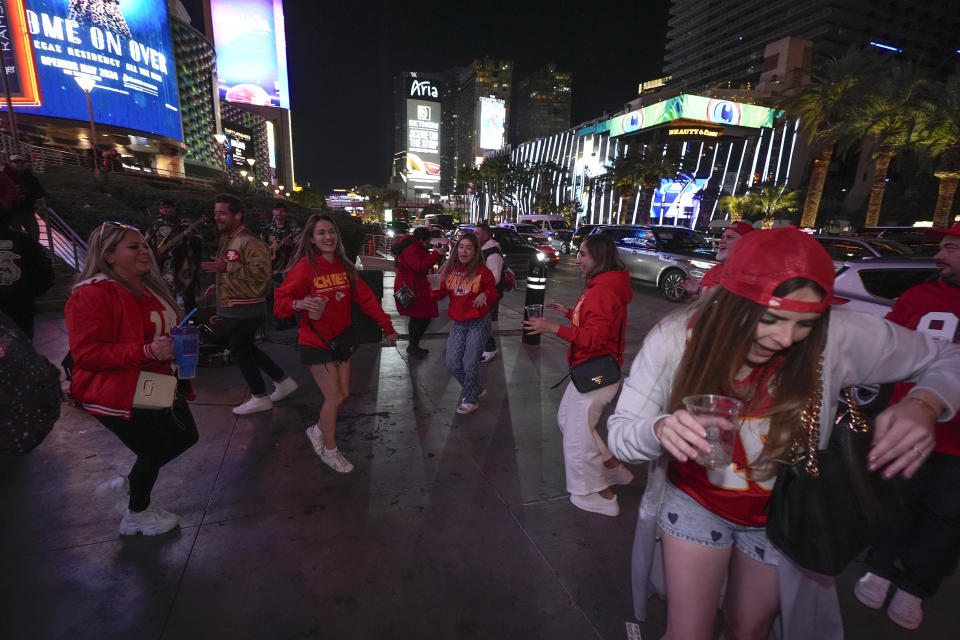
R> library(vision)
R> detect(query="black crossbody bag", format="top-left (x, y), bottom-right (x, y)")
top-left (567, 321), bottom-right (624, 393)
top-left (302, 268), bottom-right (360, 362)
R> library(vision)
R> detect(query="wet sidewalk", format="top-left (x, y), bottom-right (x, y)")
top-left (2, 258), bottom-right (957, 639)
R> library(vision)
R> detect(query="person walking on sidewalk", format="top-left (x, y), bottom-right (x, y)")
top-left (522, 234), bottom-right (634, 516)
top-left (274, 213), bottom-right (398, 473)
top-left (395, 226), bottom-right (446, 360)
top-left (65, 221), bottom-right (199, 536)
top-left (3, 154), bottom-right (46, 241)
top-left (0, 210), bottom-right (55, 338)
top-left (475, 223), bottom-right (503, 363)
top-left (854, 223), bottom-right (960, 631)
top-left (201, 194), bottom-right (298, 415)
top-left (431, 232), bottom-right (498, 415)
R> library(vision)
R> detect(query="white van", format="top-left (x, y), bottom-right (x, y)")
top-left (517, 214), bottom-right (571, 236)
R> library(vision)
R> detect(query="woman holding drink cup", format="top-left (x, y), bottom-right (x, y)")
top-left (65, 222), bottom-right (199, 536)
top-left (606, 227), bottom-right (960, 639)
top-left (522, 234), bottom-right (634, 517)
top-left (274, 213), bottom-right (397, 474)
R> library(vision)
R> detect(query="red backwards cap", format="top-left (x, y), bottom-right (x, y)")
top-left (719, 226), bottom-right (834, 313)
top-left (724, 221), bottom-right (756, 237)
top-left (926, 223), bottom-right (960, 239)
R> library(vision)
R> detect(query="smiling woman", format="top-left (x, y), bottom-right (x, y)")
top-left (606, 226), bottom-right (960, 639)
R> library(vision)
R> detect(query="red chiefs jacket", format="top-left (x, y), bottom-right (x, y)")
top-left (432, 265), bottom-right (498, 322)
top-left (556, 269), bottom-right (632, 366)
top-left (274, 255), bottom-right (396, 348)
top-left (65, 276), bottom-right (174, 419)
top-left (395, 241), bottom-right (442, 319)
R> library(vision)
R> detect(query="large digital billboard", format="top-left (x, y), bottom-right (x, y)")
top-left (478, 96), bottom-right (505, 150)
top-left (405, 80), bottom-right (440, 186)
top-left (651, 178), bottom-right (707, 223)
top-left (223, 121), bottom-right (252, 167)
top-left (0, 0), bottom-right (182, 141)
top-left (210, 0), bottom-right (290, 109)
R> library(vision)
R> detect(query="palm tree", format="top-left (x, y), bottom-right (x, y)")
top-left (919, 74), bottom-right (960, 228)
top-left (612, 151), bottom-right (679, 224)
top-left (716, 194), bottom-right (754, 222)
top-left (848, 61), bottom-right (931, 226)
top-left (746, 184), bottom-right (801, 228)
top-left (784, 48), bottom-right (879, 228)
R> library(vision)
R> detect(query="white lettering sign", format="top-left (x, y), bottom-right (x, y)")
top-left (410, 79), bottom-right (438, 98)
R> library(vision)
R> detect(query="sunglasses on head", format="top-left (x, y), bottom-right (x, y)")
top-left (99, 220), bottom-right (140, 236)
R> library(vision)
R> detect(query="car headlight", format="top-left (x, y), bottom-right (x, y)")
top-left (690, 259), bottom-right (714, 269)
top-left (386, 229), bottom-right (395, 237)
top-left (537, 252), bottom-right (545, 261)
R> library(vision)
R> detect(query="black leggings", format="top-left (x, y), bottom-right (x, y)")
top-left (96, 399), bottom-right (199, 512)
top-left (408, 317), bottom-right (431, 348)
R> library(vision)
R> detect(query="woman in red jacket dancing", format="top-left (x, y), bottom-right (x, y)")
top-left (275, 213), bottom-right (398, 473)
top-left (395, 226), bottom-right (446, 360)
top-left (431, 232), bottom-right (498, 415)
top-left (65, 222), bottom-right (199, 536)
top-left (522, 234), bottom-right (634, 517)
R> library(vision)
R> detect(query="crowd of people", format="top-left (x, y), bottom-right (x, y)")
top-left (49, 192), bottom-right (960, 637)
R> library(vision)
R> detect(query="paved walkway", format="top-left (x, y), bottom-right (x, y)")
top-left (2, 257), bottom-right (957, 639)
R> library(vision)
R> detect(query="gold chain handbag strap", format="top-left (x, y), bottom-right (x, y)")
top-left (792, 356), bottom-right (825, 478)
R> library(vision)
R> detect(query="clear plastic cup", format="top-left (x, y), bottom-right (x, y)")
top-left (170, 325), bottom-right (199, 380)
top-left (429, 273), bottom-right (442, 291)
top-left (308, 295), bottom-right (328, 320)
top-left (524, 304), bottom-right (544, 318)
top-left (682, 394), bottom-right (743, 469)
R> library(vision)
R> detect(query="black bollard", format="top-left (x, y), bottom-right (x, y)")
top-left (522, 260), bottom-right (548, 345)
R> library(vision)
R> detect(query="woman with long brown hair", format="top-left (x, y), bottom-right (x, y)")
top-left (274, 213), bottom-right (397, 473)
top-left (66, 222), bottom-right (199, 536)
top-left (607, 227), bottom-right (960, 639)
top-left (523, 234), bottom-right (634, 517)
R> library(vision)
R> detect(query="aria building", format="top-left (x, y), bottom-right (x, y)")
top-left (513, 64), bottom-right (572, 144)
top-left (390, 72), bottom-right (445, 202)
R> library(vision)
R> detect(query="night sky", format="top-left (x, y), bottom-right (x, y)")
top-left (182, 0), bottom-right (671, 194)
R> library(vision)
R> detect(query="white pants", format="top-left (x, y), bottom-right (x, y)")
top-left (557, 380), bottom-right (621, 496)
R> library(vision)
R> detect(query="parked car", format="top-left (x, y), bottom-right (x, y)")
top-left (549, 229), bottom-right (573, 254)
top-left (490, 227), bottom-right (547, 277)
top-left (523, 237), bottom-right (559, 266)
top-left (832, 257), bottom-right (939, 414)
top-left (571, 224), bottom-right (604, 254)
top-left (814, 234), bottom-right (914, 266)
top-left (857, 228), bottom-right (940, 256)
top-left (497, 222), bottom-right (550, 244)
top-left (518, 214), bottom-right (571, 235)
top-left (384, 220), bottom-right (410, 238)
top-left (594, 224), bottom-right (718, 302)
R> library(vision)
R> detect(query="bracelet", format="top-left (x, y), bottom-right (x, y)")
top-left (905, 395), bottom-right (940, 420)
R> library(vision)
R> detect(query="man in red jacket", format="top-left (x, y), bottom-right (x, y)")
top-left (855, 223), bottom-right (960, 630)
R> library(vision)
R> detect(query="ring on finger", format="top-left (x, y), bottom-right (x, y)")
top-left (912, 445), bottom-right (927, 458)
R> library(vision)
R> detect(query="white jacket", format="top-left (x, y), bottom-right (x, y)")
top-left (608, 307), bottom-right (960, 637)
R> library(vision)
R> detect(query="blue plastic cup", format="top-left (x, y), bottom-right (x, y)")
top-left (171, 325), bottom-right (199, 380)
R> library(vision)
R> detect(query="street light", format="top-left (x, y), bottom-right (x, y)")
top-left (240, 169), bottom-right (248, 178)
top-left (213, 133), bottom-right (226, 145)
top-left (246, 157), bottom-right (256, 167)
top-left (75, 75), bottom-right (99, 172)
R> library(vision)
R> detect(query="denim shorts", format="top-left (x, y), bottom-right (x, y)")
top-left (659, 481), bottom-right (776, 566)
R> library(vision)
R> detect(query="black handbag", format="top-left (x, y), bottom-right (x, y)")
top-left (307, 321), bottom-right (359, 362)
top-left (766, 370), bottom-right (905, 575)
top-left (393, 284), bottom-right (417, 310)
top-left (567, 320), bottom-right (624, 393)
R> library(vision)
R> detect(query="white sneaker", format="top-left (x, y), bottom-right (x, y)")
top-left (570, 492), bottom-right (620, 517)
top-left (320, 447), bottom-right (354, 474)
top-left (604, 463), bottom-right (634, 486)
top-left (457, 401), bottom-right (479, 414)
top-left (269, 377), bottom-right (299, 402)
top-left (95, 475), bottom-right (129, 512)
top-left (305, 424), bottom-right (324, 457)
top-left (854, 572), bottom-right (892, 610)
top-left (233, 395), bottom-right (273, 415)
top-left (118, 503), bottom-right (181, 536)
top-left (887, 588), bottom-right (923, 630)
top-left (480, 349), bottom-right (499, 363)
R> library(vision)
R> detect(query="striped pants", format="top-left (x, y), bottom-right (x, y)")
top-left (444, 316), bottom-right (491, 404)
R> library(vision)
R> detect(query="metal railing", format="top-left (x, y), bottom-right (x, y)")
top-left (38, 207), bottom-right (87, 271)
top-left (361, 234), bottom-right (391, 258)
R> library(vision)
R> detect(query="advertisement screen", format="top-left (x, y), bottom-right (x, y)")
top-left (478, 96), bottom-right (505, 150)
top-left (405, 99), bottom-right (440, 185)
top-left (210, 0), bottom-right (290, 109)
top-left (223, 122), bottom-right (253, 167)
top-left (651, 178), bottom-right (707, 223)
top-left (0, 0), bottom-right (182, 140)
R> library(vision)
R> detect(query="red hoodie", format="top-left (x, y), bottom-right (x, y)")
top-left (556, 270), bottom-right (632, 366)
top-left (432, 264), bottom-right (498, 322)
top-left (274, 255), bottom-right (396, 348)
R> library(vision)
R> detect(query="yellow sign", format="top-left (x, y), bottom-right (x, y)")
top-left (668, 127), bottom-right (720, 137)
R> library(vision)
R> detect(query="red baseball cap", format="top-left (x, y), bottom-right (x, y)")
top-left (926, 223), bottom-right (960, 239)
top-left (719, 226), bottom-right (834, 313)
top-left (724, 221), bottom-right (756, 237)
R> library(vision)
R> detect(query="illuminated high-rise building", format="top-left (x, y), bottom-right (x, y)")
top-left (514, 64), bottom-right (572, 144)
top-left (391, 71), bottom-right (444, 202)
top-left (664, 0), bottom-right (960, 93)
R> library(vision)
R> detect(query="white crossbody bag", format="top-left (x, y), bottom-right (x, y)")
top-left (132, 370), bottom-right (177, 410)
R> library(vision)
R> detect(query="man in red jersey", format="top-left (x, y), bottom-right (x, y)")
top-left (854, 222), bottom-right (960, 631)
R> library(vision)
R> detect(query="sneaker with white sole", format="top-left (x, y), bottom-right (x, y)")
top-left (456, 401), bottom-right (479, 414)
top-left (232, 395), bottom-right (273, 415)
top-left (95, 475), bottom-right (130, 512)
top-left (570, 492), bottom-right (620, 517)
top-left (118, 503), bottom-right (181, 536)
top-left (269, 377), bottom-right (299, 402)
top-left (320, 447), bottom-right (354, 474)
top-left (305, 424), bottom-right (324, 456)
top-left (604, 463), bottom-right (635, 486)
top-left (854, 572), bottom-right (892, 610)
top-left (480, 349), bottom-right (498, 363)
top-left (887, 588), bottom-right (923, 630)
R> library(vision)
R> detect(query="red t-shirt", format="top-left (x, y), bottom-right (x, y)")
top-left (700, 263), bottom-right (724, 291)
top-left (885, 279), bottom-right (960, 456)
top-left (669, 362), bottom-right (782, 527)
top-left (139, 288), bottom-right (177, 375)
